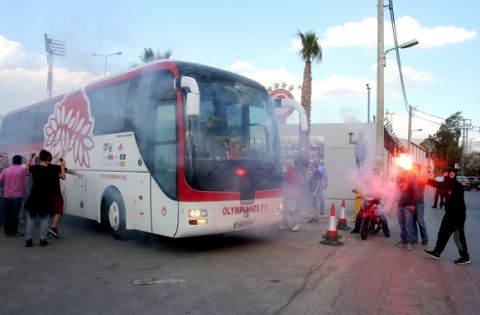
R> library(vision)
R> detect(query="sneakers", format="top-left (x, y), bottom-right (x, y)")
top-left (277, 225), bottom-right (287, 230)
top-left (307, 218), bottom-right (319, 224)
top-left (25, 239), bottom-right (33, 247)
top-left (421, 240), bottom-right (428, 245)
top-left (405, 244), bottom-right (413, 251)
top-left (384, 232), bottom-right (390, 238)
top-left (39, 239), bottom-right (49, 247)
top-left (431, 205), bottom-right (437, 208)
top-left (424, 249), bottom-right (440, 260)
top-left (454, 257), bottom-right (471, 265)
top-left (350, 229), bottom-right (359, 234)
top-left (291, 224), bottom-right (299, 232)
top-left (396, 241), bottom-right (406, 248)
top-left (48, 227), bottom-right (60, 239)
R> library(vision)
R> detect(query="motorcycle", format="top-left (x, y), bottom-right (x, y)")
top-left (353, 190), bottom-right (384, 240)
top-left (359, 196), bottom-right (383, 240)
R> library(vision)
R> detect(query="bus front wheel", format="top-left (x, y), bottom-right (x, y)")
top-left (102, 190), bottom-right (132, 240)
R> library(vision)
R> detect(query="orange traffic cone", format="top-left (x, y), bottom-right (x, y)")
top-left (320, 204), bottom-right (344, 246)
top-left (336, 200), bottom-right (351, 231)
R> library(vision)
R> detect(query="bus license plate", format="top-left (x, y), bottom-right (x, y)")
top-left (234, 220), bottom-right (254, 230)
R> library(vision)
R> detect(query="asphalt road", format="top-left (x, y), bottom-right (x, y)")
top-left (1, 187), bottom-right (479, 315)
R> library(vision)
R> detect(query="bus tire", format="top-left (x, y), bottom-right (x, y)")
top-left (102, 189), bottom-right (132, 240)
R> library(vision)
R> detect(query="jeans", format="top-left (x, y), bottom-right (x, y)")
top-left (280, 199), bottom-right (298, 228)
top-left (4, 197), bottom-right (23, 235)
top-left (26, 212), bottom-right (49, 241)
top-left (355, 157), bottom-right (365, 170)
top-left (310, 190), bottom-right (325, 216)
top-left (413, 202), bottom-right (428, 242)
top-left (433, 189), bottom-right (445, 208)
top-left (397, 206), bottom-right (415, 244)
top-left (434, 213), bottom-right (469, 259)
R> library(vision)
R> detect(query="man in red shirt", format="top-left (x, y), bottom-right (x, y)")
top-left (0, 155), bottom-right (28, 236)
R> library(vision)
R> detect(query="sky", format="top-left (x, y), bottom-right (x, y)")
top-left (0, 0), bottom-right (479, 150)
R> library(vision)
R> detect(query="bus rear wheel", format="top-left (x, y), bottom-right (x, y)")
top-left (102, 190), bottom-right (132, 240)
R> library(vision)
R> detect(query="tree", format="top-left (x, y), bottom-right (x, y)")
top-left (461, 151), bottom-right (480, 175)
top-left (420, 111), bottom-right (463, 171)
top-left (296, 30), bottom-right (322, 167)
top-left (139, 48), bottom-right (172, 63)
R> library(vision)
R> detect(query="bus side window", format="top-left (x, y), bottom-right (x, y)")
top-left (152, 104), bottom-right (177, 199)
top-left (18, 110), bottom-right (37, 144)
top-left (150, 70), bottom-right (177, 199)
top-left (89, 81), bottom-right (130, 135)
top-left (34, 103), bottom-right (54, 143)
top-left (131, 75), bottom-right (152, 156)
top-left (1, 114), bottom-right (24, 145)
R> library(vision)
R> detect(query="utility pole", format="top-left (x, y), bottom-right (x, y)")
top-left (376, 0), bottom-right (385, 172)
top-left (407, 105), bottom-right (413, 152)
top-left (366, 83), bottom-right (371, 122)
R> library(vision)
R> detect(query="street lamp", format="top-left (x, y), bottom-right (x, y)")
top-left (381, 39), bottom-right (419, 153)
top-left (382, 39), bottom-right (419, 67)
top-left (92, 51), bottom-right (122, 77)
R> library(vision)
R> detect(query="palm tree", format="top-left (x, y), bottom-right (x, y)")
top-left (297, 30), bottom-right (322, 167)
top-left (139, 48), bottom-right (172, 63)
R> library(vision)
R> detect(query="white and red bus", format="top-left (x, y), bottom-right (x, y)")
top-left (0, 60), bottom-right (284, 239)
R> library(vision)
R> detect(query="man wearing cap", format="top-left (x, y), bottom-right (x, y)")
top-left (424, 168), bottom-right (471, 265)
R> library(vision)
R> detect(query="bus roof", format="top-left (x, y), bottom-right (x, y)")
top-left (4, 60), bottom-right (266, 116)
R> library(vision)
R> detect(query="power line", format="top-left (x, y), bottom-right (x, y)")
top-left (386, 1), bottom-right (480, 135)
top-left (412, 112), bottom-right (443, 126)
top-left (413, 108), bottom-right (445, 121)
top-left (387, 0), bottom-right (410, 115)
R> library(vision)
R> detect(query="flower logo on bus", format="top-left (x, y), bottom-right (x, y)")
top-left (44, 90), bottom-right (95, 168)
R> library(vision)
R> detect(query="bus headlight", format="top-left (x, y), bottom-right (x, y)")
top-left (188, 209), bottom-right (208, 225)
top-left (188, 209), bottom-right (208, 218)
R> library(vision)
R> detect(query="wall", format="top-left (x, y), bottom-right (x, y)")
top-left (279, 122), bottom-right (377, 212)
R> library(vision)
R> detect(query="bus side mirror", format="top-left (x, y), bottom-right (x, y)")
top-left (175, 76), bottom-right (200, 117)
top-left (280, 99), bottom-right (308, 132)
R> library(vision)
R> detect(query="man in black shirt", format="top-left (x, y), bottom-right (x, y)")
top-left (424, 168), bottom-right (471, 265)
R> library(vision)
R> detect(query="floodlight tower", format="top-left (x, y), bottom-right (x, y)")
top-left (44, 33), bottom-right (66, 98)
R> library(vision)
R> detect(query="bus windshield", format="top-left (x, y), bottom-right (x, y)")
top-left (183, 77), bottom-right (282, 194)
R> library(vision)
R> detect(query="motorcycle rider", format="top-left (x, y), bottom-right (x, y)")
top-left (350, 194), bottom-right (390, 238)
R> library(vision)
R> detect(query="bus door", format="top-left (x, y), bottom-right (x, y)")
top-left (148, 72), bottom-right (179, 237)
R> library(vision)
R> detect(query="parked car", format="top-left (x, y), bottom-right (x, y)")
top-left (457, 176), bottom-right (473, 191)
top-left (469, 176), bottom-right (480, 190)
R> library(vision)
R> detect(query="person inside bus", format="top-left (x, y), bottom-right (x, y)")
top-left (206, 114), bottom-right (226, 135)
top-left (223, 131), bottom-right (244, 160)
top-left (206, 114), bottom-right (229, 159)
